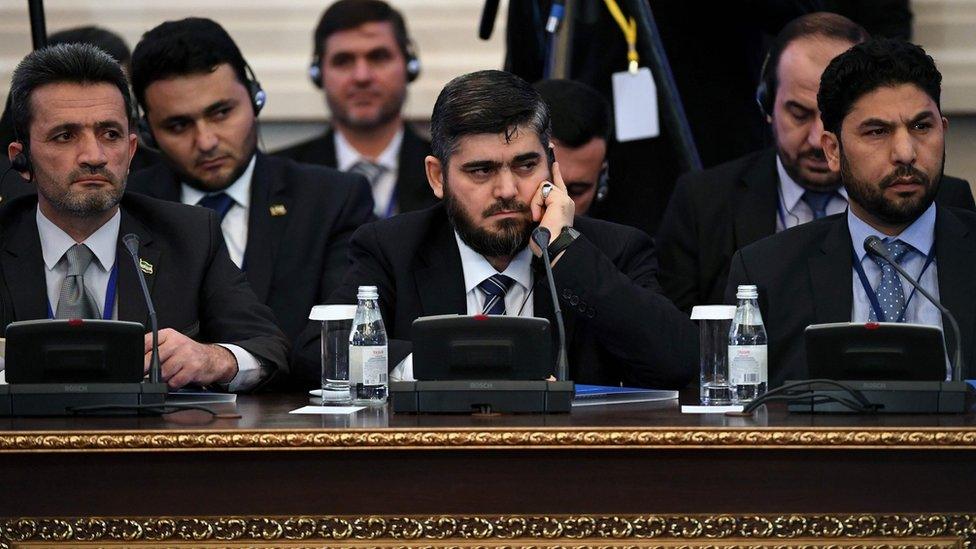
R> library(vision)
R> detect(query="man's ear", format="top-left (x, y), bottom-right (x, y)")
top-left (7, 141), bottom-right (29, 177)
top-left (822, 130), bottom-right (841, 173)
top-left (425, 155), bottom-right (445, 199)
top-left (127, 131), bottom-right (138, 173)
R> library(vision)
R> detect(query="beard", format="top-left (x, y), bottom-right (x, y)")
top-left (168, 121), bottom-right (258, 193)
top-left (444, 182), bottom-right (535, 258)
top-left (326, 86), bottom-right (406, 131)
top-left (778, 143), bottom-right (841, 192)
top-left (841, 149), bottom-right (942, 226)
top-left (36, 164), bottom-right (125, 218)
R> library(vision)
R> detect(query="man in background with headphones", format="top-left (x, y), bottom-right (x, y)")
top-left (533, 79), bottom-right (611, 217)
top-left (655, 12), bottom-right (975, 314)
top-left (125, 18), bottom-right (375, 386)
top-left (275, 0), bottom-right (438, 219)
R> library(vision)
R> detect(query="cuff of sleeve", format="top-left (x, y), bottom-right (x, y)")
top-left (218, 343), bottom-right (269, 392)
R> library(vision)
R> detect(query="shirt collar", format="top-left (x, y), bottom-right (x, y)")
top-left (454, 231), bottom-right (534, 294)
top-left (180, 154), bottom-right (256, 208)
top-left (334, 126), bottom-right (403, 172)
top-left (36, 206), bottom-right (120, 272)
top-left (848, 201), bottom-right (937, 261)
top-left (776, 154), bottom-right (848, 211)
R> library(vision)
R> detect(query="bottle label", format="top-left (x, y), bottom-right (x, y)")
top-left (728, 345), bottom-right (767, 385)
top-left (350, 345), bottom-right (388, 386)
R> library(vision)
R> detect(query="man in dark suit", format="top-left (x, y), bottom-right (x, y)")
top-left (726, 38), bottom-right (975, 386)
top-left (125, 18), bottom-right (375, 361)
top-left (657, 13), bottom-right (976, 314)
top-left (274, 0), bottom-right (437, 217)
top-left (294, 70), bottom-right (697, 389)
top-left (2, 44), bottom-right (288, 390)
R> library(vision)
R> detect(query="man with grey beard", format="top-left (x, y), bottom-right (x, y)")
top-left (1, 44), bottom-right (288, 391)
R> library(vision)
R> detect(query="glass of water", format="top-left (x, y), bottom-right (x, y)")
top-left (309, 305), bottom-right (357, 404)
top-left (691, 305), bottom-right (737, 405)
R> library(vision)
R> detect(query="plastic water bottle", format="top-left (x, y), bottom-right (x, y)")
top-left (728, 284), bottom-right (768, 403)
top-left (349, 286), bottom-right (388, 405)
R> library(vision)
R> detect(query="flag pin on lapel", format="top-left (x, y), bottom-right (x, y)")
top-left (139, 258), bottom-right (154, 275)
top-left (269, 204), bottom-right (287, 217)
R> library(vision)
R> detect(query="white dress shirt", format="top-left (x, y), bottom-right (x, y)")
top-left (390, 233), bottom-right (536, 382)
top-left (180, 155), bottom-right (255, 268)
top-left (335, 127), bottom-right (402, 218)
top-left (775, 155), bottom-right (849, 232)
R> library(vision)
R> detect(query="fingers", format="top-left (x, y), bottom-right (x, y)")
top-left (550, 161), bottom-right (567, 191)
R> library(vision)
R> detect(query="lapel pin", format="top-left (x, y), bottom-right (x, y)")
top-left (139, 258), bottom-right (154, 275)
top-left (269, 204), bottom-right (287, 217)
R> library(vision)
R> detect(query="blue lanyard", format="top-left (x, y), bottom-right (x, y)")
top-left (383, 184), bottom-right (399, 219)
top-left (852, 242), bottom-right (936, 323)
top-left (46, 262), bottom-right (119, 320)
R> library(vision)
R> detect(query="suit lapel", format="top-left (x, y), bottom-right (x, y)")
top-left (414, 221), bottom-right (466, 316)
top-left (1, 205), bottom-right (48, 321)
top-left (808, 217), bottom-right (854, 324)
top-left (934, 207), bottom-right (976, 375)
top-left (322, 129), bottom-right (339, 167)
top-left (244, 154), bottom-right (289, 302)
top-left (116, 208), bottom-right (160, 327)
top-left (396, 125), bottom-right (432, 212)
top-left (733, 149), bottom-right (780, 249)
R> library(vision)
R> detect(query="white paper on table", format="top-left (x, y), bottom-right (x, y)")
top-left (681, 405), bottom-right (744, 414)
top-left (289, 405), bottom-right (365, 415)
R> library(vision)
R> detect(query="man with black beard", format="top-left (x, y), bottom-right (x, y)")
top-left (294, 70), bottom-right (698, 389)
top-left (726, 38), bottom-right (976, 386)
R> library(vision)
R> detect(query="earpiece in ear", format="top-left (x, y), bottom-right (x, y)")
top-left (137, 116), bottom-right (158, 150)
top-left (309, 55), bottom-right (324, 89)
top-left (11, 152), bottom-right (29, 173)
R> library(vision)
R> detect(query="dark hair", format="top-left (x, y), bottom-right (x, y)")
top-left (533, 79), bottom-right (610, 147)
top-left (131, 17), bottom-right (249, 113)
top-left (818, 38), bottom-right (942, 135)
top-left (9, 43), bottom-right (135, 141)
top-left (313, 0), bottom-right (411, 60)
top-left (759, 12), bottom-right (868, 114)
top-left (430, 70), bottom-right (550, 167)
top-left (48, 26), bottom-right (131, 67)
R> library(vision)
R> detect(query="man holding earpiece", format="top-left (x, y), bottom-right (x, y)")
top-left (293, 70), bottom-right (698, 390)
top-left (655, 13), bottom-right (974, 314)
top-left (125, 18), bottom-right (375, 383)
top-left (275, 0), bottom-right (438, 218)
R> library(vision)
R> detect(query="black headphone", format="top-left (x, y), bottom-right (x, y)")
top-left (596, 162), bottom-right (609, 203)
top-left (138, 61), bottom-right (267, 149)
top-left (10, 126), bottom-right (33, 181)
top-left (308, 40), bottom-right (421, 89)
top-left (755, 49), bottom-right (775, 118)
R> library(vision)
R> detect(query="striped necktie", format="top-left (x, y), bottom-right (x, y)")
top-left (477, 274), bottom-right (514, 315)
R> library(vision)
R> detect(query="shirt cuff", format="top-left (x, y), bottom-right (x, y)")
top-left (217, 343), bottom-right (269, 392)
top-left (390, 353), bottom-right (415, 382)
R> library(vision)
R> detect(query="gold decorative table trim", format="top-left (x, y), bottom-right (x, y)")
top-left (3, 428), bottom-right (976, 452)
top-left (1, 514), bottom-right (972, 548)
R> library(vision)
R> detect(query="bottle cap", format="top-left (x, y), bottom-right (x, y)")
top-left (736, 284), bottom-right (758, 299)
top-left (357, 285), bottom-right (379, 300)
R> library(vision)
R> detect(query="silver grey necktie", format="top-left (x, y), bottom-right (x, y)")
top-left (55, 243), bottom-right (100, 319)
top-left (348, 160), bottom-right (387, 186)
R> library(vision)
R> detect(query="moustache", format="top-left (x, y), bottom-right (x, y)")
top-left (68, 166), bottom-right (117, 184)
top-left (482, 198), bottom-right (530, 218)
top-left (800, 148), bottom-right (827, 162)
top-left (879, 165), bottom-right (928, 189)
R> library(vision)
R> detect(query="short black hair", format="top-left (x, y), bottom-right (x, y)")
top-left (533, 79), bottom-right (610, 147)
top-left (9, 43), bottom-right (135, 141)
top-left (131, 17), bottom-right (250, 113)
top-left (430, 70), bottom-right (550, 167)
top-left (760, 12), bottom-right (868, 114)
top-left (818, 38), bottom-right (942, 136)
top-left (48, 26), bottom-right (131, 67)
top-left (313, 0), bottom-right (411, 60)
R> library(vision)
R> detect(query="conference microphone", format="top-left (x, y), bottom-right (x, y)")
top-left (863, 235), bottom-right (963, 381)
top-left (532, 226), bottom-right (569, 381)
top-left (478, 0), bottom-right (500, 40)
top-left (123, 233), bottom-right (161, 384)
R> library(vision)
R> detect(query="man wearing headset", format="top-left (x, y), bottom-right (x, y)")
top-left (655, 12), bottom-right (975, 314)
top-left (125, 18), bottom-right (375, 384)
top-left (275, 0), bottom-right (438, 219)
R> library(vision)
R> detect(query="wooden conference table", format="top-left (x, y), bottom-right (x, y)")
top-left (1, 390), bottom-right (975, 548)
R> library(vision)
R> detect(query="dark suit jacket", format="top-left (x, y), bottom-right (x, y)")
top-left (293, 204), bottom-right (698, 389)
top-left (725, 206), bottom-right (976, 387)
top-left (656, 147), bottom-right (976, 313)
top-left (126, 153), bottom-right (375, 357)
top-left (0, 193), bottom-right (289, 386)
top-left (274, 124), bottom-right (439, 214)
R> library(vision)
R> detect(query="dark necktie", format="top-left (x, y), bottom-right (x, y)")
top-left (197, 192), bottom-right (235, 221)
top-left (349, 160), bottom-right (387, 187)
top-left (477, 274), bottom-right (514, 315)
top-left (56, 243), bottom-right (99, 319)
top-left (801, 190), bottom-right (835, 220)
top-left (868, 238), bottom-right (912, 322)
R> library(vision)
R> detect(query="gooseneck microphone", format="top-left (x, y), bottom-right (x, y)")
top-left (863, 235), bottom-right (963, 381)
top-left (532, 226), bottom-right (569, 381)
top-left (478, 0), bottom-right (500, 40)
top-left (123, 233), bottom-right (161, 384)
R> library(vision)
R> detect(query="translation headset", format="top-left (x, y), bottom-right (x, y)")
top-left (10, 125), bottom-right (33, 181)
top-left (596, 163), bottom-right (609, 202)
top-left (137, 61), bottom-right (267, 149)
top-left (307, 39), bottom-right (421, 88)
top-left (755, 49), bottom-right (775, 119)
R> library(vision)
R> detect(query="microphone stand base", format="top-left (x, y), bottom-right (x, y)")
top-left (786, 379), bottom-right (971, 414)
top-left (0, 382), bottom-right (168, 416)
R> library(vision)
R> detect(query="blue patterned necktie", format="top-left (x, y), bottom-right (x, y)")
top-left (868, 238), bottom-right (912, 322)
top-left (197, 192), bottom-right (235, 220)
top-left (801, 190), bottom-right (834, 220)
top-left (477, 274), bottom-right (514, 315)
